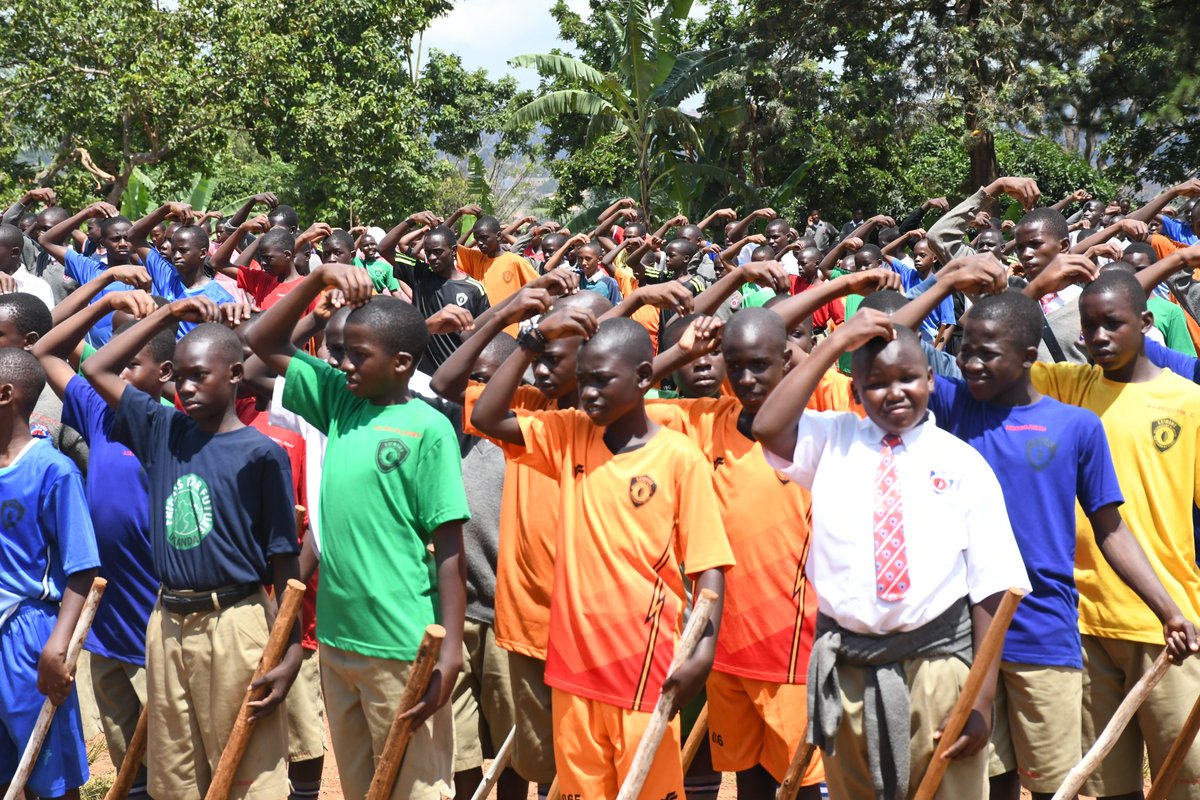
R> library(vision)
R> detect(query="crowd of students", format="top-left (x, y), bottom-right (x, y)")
top-left (0, 175), bottom-right (1199, 800)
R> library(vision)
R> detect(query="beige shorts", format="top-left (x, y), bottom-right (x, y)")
top-left (987, 662), bottom-right (1082, 793)
top-left (320, 644), bottom-right (454, 800)
top-left (286, 648), bottom-right (325, 761)
top-left (822, 655), bottom-right (988, 800)
top-left (1082, 635), bottom-right (1200, 799)
top-left (145, 592), bottom-right (288, 800)
top-left (89, 653), bottom-right (147, 773)
top-left (452, 620), bottom-right (517, 772)
top-left (507, 650), bottom-right (555, 784)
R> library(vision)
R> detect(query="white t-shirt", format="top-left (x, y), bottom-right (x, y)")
top-left (11, 265), bottom-right (55, 309)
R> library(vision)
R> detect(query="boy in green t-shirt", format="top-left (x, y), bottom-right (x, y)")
top-left (353, 233), bottom-right (404, 296)
top-left (247, 263), bottom-right (469, 800)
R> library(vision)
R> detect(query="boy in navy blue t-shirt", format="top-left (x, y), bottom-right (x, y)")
top-left (0, 347), bottom-right (100, 800)
top-left (33, 287), bottom-right (170, 796)
top-left (895, 270), bottom-right (1194, 799)
top-left (81, 296), bottom-right (302, 800)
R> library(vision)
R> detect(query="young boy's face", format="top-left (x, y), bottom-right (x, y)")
top-left (578, 246), bottom-right (600, 277)
top-left (912, 240), bottom-right (938, 275)
top-left (0, 314), bottom-right (31, 350)
top-left (798, 247), bottom-right (821, 280)
top-left (360, 236), bottom-right (378, 261)
top-left (339, 322), bottom-right (405, 398)
top-left (322, 313), bottom-right (348, 368)
top-left (723, 328), bottom-right (786, 413)
top-left (473, 226), bottom-right (501, 257)
top-left (121, 346), bottom-right (170, 398)
top-left (171, 232), bottom-right (206, 274)
top-left (150, 223), bottom-right (167, 246)
top-left (1079, 289), bottom-right (1150, 374)
top-left (765, 221), bottom-right (792, 252)
top-left (1015, 221), bottom-right (1066, 280)
top-left (533, 338), bottom-right (581, 400)
top-left (322, 238), bottom-right (354, 264)
top-left (673, 349), bottom-right (726, 399)
top-left (469, 349), bottom-right (506, 385)
top-left (956, 316), bottom-right (1033, 402)
top-left (974, 229), bottom-right (1004, 260)
top-left (173, 339), bottom-right (238, 420)
top-left (854, 250), bottom-right (882, 272)
top-left (257, 243), bottom-right (293, 277)
top-left (103, 221), bottom-right (134, 265)
top-left (783, 318), bottom-right (815, 367)
top-left (852, 338), bottom-right (933, 435)
top-left (665, 244), bottom-right (689, 274)
top-left (86, 218), bottom-right (102, 244)
top-left (576, 347), bottom-right (648, 426)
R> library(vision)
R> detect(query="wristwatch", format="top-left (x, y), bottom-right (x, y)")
top-left (517, 326), bottom-right (547, 354)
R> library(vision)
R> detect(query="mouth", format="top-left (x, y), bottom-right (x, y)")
top-left (583, 402), bottom-right (605, 419)
top-left (534, 379), bottom-right (557, 394)
top-left (880, 402), bottom-right (912, 420)
top-left (690, 375), bottom-right (719, 390)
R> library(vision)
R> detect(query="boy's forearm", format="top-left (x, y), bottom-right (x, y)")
top-left (36, 294), bottom-right (116, 360)
top-left (892, 276), bottom-right (952, 331)
top-left (48, 569), bottom-right (99, 654)
top-left (601, 240), bottom-right (629, 267)
top-left (83, 305), bottom-right (177, 383)
top-left (1136, 250), bottom-right (1189, 295)
top-left (434, 524), bottom-right (466, 675)
top-left (50, 272), bottom-right (116, 327)
top-left (969, 592), bottom-right (1005, 714)
top-left (1070, 222), bottom-right (1123, 255)
top-left (753, 332), bottom-right (845, 458)
top-left (769, 276), bottom-right (850, 328)
top-left (471, 348), bottom-right (535, 445)
top-left (210, 223), bottom-right (245, 276)
top-left (1093, 512), bottom-right (1181, 624)
top-left (129, 204), bottom-right (172, 248)
top-left (246, 271), bottom-right (329, 368)
top-left (693, 266), bottom-right (746, 315)
top-left (430, 312), bottom-right (509, 401)
top-left (928, 189), bottom-right (988, 264)
top-left (378, 218), bottom-right (414, 262)
top-left (271, 554), bottom-right (304, 657)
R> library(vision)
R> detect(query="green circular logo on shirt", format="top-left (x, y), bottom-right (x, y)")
top-left (165, 473), bottom-right (214, 550)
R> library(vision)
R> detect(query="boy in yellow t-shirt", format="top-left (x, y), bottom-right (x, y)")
top-left (1031, 270), bottom-right (1200, 799)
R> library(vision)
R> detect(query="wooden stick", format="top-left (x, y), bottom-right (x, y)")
top-left (3, 577), bottom-right (107, 800)
top-left (204, 579), bottom-right (306, 800)
top-left (681, 703), bottom-right (709, 773)
top-left (776, 743), bottom-right (818, 800)
top-left (912, 587), bottom-right (1027, 800)
top-left (103, 706), bottom-right (148, 800)
top-left (1146, 690), bottom-right (1200, 800)
top-left (366, 624), bottom-right (447, 800)
top-left (469, 727), bottom-right (516, 800)
top-left (1050, 649), bottom-right (1173, 800)
top-left (615, 589), bottom-right (720, 800)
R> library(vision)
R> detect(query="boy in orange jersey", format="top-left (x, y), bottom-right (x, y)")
top-left (472, 313), bottom-right (734, 799)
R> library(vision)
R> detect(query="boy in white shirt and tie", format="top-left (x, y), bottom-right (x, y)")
top-left (754, 309), bottom-right (1031, 800)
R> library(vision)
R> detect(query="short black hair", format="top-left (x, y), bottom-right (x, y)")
top-left (624, 222), bottom-right (649, 238)
top-left (481, 332), bottom-right (517, 362)
top-left (540, 232), bottom-right (567, 252)
top-left (172, 224), bottom-right (209, 250)
top-left (724, 306), bottom-right (786, 350)
top-left (577, 241), bottom-right (601, 258)
top-left (0, 293), bottom-right (52, 339)
top-left (424, 226), bottom-right (456, 249)
top-left (1081, 269), bottom-right (1147, 315)
top-left (580, 317), bottom-right (653, 365)
top-left (178, 322), bottom-right (244, 364)
top-left (258, 227), bottom-right (295, 253)
top-left (1100, 261), bottom-right (1137, 275)
top-left (666, 239), bottom-right (698, 259)
top-left (325, 229), bottom-right (355, 251)
top-left (965, 290), bottom-right (1043, 351)
top-left (1122, 241), bottom-right (1156, 263)
top-left (114, 318), bottom-right (177, 363)
top-left (0, 223), bottom-right (22, 251)
top-left (751, 245), bottom-right (775, 260)
top-left (856, 244), bottom-right (883, 262)
top-left (765, 218), bottom-right (791, 233)
top-left (850, 323), bottom-right (924, 377)
top-left (1018, 207), bottom-right (1069, 242)
top-left (679, 224), bottom-right (703, 240)
top-left (548, 288), bottom-right (614, 317)
top-left (858, 289), bottom-right (908, 314)
top-left (0, 347), bottom-right (45, 413)
top-left (473, 215), bottom-right (501, 235)
top-left (99, 216), bottom-right (132, 238)
top-left (346, 295), bottom-right (429, 359)
top-left (267, 205), bottom-right (299, 230)
top-left (659, 313), bottom-right (700, 352)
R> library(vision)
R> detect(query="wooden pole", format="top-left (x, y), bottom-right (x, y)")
top-left (615, 589), bottom-right (720, 800)
top-left (912, 587), bottom-right (1027, 800)
top-left (681, 703), bottom-right (709, 773)
top-left (204, 579), bottom-right (306, 800)
top-left (1051, 650), bottom-right (1173, 800)
top-left (3, 577), bottom-right (107, 800)
top-left (469, 727), bottom-right (516, 800)
top-left (1145, 691), bottom-right (1200, 800)
top-left (103, 707), bottom-right (148, 800)
top-left (365, 624), bottom-right (447, 800)
top-left (776, 743), bottom-right (818, 800)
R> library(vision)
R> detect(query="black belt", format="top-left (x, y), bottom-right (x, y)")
top-left (159, 583), bottom-right (259, 615)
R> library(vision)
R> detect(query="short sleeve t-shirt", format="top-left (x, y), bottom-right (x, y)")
top-left (62, 377), bottom-right (159, 665)
top-left (930, 376), bottom-right (1123, 667)
top-left (1032, 363), bottom-right (1200, 644)
top-left (0, 439), bottom-right (100, 627)
top-left (282, 351), bottom-right (470, 659)
top-left (397, 260), bottom-right (491, 372)
top-left (506, 411), bottom-right (735, 711)
top-left (110, 387), bottom-right (299, 591)
top-left (143, 249), bottom-right (236, 336)
top-left (353, 257), bottom-right (400, 293)
top-left (236, 266), bottom-right (304, 310)
top-left (63, 250), bottom-right (133, 347)
top-left (647, 398), bottom-right (816, 683)
top-left (455, 245), bottom-right (538, 306)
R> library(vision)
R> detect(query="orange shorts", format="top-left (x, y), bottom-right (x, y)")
top-left (706, 670), bottom-right (825, 785)
top-left (552, 688), bottom-right (684, 800)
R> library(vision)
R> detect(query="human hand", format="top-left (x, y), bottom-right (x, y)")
top-left (1084, 241), bottom-right (1125, 262)
top-left (502, 287), bottom-right (554, 325)
top-left (103, 264), bottom-right (153, 290)
top-left (842, 236), bottom-right (864, 253)
top-left (538, 306), bottom-right (599, 340)
top-left (298, 222), bottom-right (333, 245)
top-left (244, 214), bottom-right (271, 234)
top-left (712, 208), bottom-right (738, 220)
top-left (252, 192), bottom-right (279, 209)
top-left (939, 254), bottom-right (1008, 295)
top-left (1071, 189), bottom-right (1092, 203)
top-left (1119, 219), bottom-right (1150, 241)
top-left (409, 211), bottom-right (441, 228)
top-left (741, 259), bottom-right (790, 293)
top-left (677, 316), bottom-right (724, 357)
top-left (247, 645), bottom-right (301, 721)
top-left (568, 232), bottom-right (590, 247)
top-left (312, 289), bottom-right (343, 321)
top-left (1031, 254), bottom-right (1099, 295)
top-left (935, 707), bottom-right (991, 760)
top-left (1176, 244), bottom-right (1200, 269)
top-left (984, 177), bottom-right (1041, 210)
top-left (168, 296), bottom-right (223, 324)
top-left (663, 653), bottom-right (711, 717)
top-left (87, 201), bottom-right (120, 219)
top-left (1000, 219), bottom-right (1016, 233)
top-left (908, 228), bottom-right (927, 240)
top-left (22, 187), bottom-right (57, 207)
top-left (398, 653), bottom-right (460, 727)
top-left (831, 308), bottom-right (895, 350)
top-left (426, 305), bottom-right (475, 335)
top-left (867, 214), bottom-right (896, 228)
top-left (972, 211), bottom-right (993, 230)
top-left (349, 225), bottom-right (368, 235)
top-left (459, 204), bottom-right (484, 217)
top-left (846, 268), bottom-right (903, 295)
top-left (753, 207), bottom-right (778, 221)
top-left (316, 263), bottom-right (373, 307)
top-left (219, 301), bottom-right (258, 328)
top-left (742, 234), bottom-right (767, 246)
top-left (924, 197), bottom-right (949, 213)
top-left (108, 290), bottom-right (158, 320)
top-left (0, 274), bottom-right (17, 295)
top-left (617, 197), bottom-right (637, 209)
top-left (528, 267), bottom-right (579, 297)
top-left (37, 639), bottom-right (73, 706)
top-left (1161, 615), bottom-right (1200, 663)
top-left (163, 202), bottom-right (194, 223)
top-left (634, 282), bottom-right (695, 316)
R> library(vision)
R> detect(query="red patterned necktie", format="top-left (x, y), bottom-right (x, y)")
top-left (874, 433), bottom-right (910, 601)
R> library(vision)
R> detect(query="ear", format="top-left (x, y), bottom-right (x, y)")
top-left (228, 361), bottom-right (244, 384)
top-left (1141, 309), bottom-right (1155, 334)
top-left (393, 350), bottom-right (415, 377)
top-left (1058, 238), bottom-right (1070, 253)
top-left (23, 331), bottom-right (39, 349)
top-left (1023, 345), bottom-right (1039, 368)
top-left (781, 347), bottom-right (793, 372)
top-left (634, 360), bottom-right (655, 391)
top-left (282, 249), bottom-right (294, 260)
top-left (925, 365), bottom-right (935, 391)
top-left (850, 378), bottom-right (861, 404)
top-left (159, 360), bottom-right (174, 384)
top-left (0, 382), bottom-right (13, 407)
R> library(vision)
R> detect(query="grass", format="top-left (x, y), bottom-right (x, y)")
top-left (80, 737), bottom-right (112, 800)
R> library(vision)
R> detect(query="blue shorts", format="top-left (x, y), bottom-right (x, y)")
top-left (0, 601), bottom-right (89, 797)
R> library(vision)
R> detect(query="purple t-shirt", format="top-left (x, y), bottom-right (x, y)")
top-left (930, 375), bottom-right (1124, 667)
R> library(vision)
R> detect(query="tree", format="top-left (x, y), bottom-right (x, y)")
top-left (508, 0), bottom-right (741, 213)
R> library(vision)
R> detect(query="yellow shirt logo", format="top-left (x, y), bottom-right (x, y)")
top-left (1152, 418), bottom-right (1181, 452)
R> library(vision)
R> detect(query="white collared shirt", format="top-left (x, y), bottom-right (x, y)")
top-left (766, 411), bottom-right (1030, 635)
top-left (11, 265), bottom-right (55, 310)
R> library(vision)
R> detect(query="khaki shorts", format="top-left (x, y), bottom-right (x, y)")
top-left (286, 648), bottom-right (325, 761)
top-left (145, 592), bottom-right (288, 800)
top-left (89, 653), bottom-right (147, 772)
top-left (706, 670), bottom-right (825, 785)
top-left (452, 620), bottom-right (516, 772)
top-left (987, 662), bottom-right (1082, 793)
top-left (822, 655), bottom-right (988, 800)
top-left (1082, 635), bottom-right (1200, 799)
top-left (320, 644), bottom-right (454, 800)
top-left (507, 650), bottom-right (555, 783)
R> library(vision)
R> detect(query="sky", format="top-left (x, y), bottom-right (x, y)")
top-left (422, 0), bottom-right (591, 91)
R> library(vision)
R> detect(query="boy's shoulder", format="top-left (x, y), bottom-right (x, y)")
top-left (6, 437), bottom-right (80, 483)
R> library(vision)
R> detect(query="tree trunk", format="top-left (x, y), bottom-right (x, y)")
top-left (107, 168), bottom-right (131, 207)
top-left (965, 127), bottom-right (997, 193)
